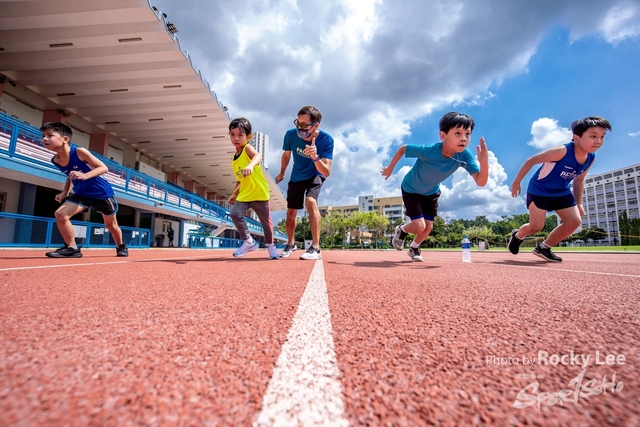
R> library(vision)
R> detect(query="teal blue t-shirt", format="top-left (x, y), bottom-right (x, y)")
top-left (402, 142), bottom-right (480, 196)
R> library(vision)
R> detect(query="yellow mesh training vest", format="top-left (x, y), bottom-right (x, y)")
top-left (232, 145), bottom-right (270, 202)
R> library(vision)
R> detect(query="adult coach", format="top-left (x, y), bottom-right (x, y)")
top-left (275, 105), bottom-right (334, 260)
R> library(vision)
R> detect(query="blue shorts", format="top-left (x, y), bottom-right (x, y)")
top-left (526, 193), bottom-right (576, 212)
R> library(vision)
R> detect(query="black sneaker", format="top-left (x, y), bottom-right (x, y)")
top-left (116, 244), bottom-right (129, 257)
top-left (392, 225), bottom-right (408, 250)
top-left (407, 246), bottom-right (423, 262)
top-left (46, 245), bottom-right (82, 258)
top-left (533, 245), bottom-right (562, 262)
top-left (508, 229), bottom-right (524, 254)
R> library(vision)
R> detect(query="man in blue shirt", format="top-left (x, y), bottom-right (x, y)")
top-left (381, 112), bottom-right (489, 262)
top-left (275, 105), bottom-right (334, 260)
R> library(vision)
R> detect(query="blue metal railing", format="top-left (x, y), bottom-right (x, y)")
top-left (0, 112), bottom-right (286, 241)
top-left (0, 212), bottom-right (150, 248)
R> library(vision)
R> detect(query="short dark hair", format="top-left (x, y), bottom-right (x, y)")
top-left (229, 117), bottom-right (252, 136)
top-left (439, 112), bottom-right (475, 133)
top-left (298, 105), bottom-right (322, 123)
top-left (571, 116), bottom-right (612, 137)
top-left (40, 122), bottom-right (73, 139)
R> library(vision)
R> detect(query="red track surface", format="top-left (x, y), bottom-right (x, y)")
top-left (1, 248), bottom-right (638, 426)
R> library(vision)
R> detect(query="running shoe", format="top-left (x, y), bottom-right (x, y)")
top-left (508, 229), bottom-right (524, 255)
top-left (407, 246), bottom-right (423, 262)
top-left (116, 244), bottom-right (129, 257)
top-left (46, 245), bottom-right (82, 258)
top-left (267, 243), bottom-right (279, 259)
top-left (280, 243), bottom-right (298, 258)
top-left (392, 225), bottom-right (408, 250)
top-left (233, 239), bottom-right (259, 257)
top-left (300, 245), bottom-right (322, 260)
top-left (532, 245), bottom-right (562, 262)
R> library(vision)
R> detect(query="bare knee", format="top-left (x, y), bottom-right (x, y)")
top-left (305, 197), bottom-right (318, 212)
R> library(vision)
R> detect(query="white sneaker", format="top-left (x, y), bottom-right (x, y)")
top-left (407, 246), bottom-right (423, 262)
top-left (392, 225), bottom-right (407, 250)
top-left (233, 239), bottom-right (258, 257)
top-left (300, 245), bottom-right (322, 260)
top-left (280, 243), bottom-right (298, 258)
top-left (267, 243), bottom-right (279, 259)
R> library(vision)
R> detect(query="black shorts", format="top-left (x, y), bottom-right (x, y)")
top-left (286, 176), bottom-right (325, 210)
top-left (526, 193), bottom-right (576, 212)
top-left (65, 194), bottom-right (119, 216)
top-left (402, 187), bottom-right (440, 221)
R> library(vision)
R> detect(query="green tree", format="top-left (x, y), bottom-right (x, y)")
top-left (321, 211), bottom-right (347, 247)
top-left (363, 212), bottom-right (390, 248)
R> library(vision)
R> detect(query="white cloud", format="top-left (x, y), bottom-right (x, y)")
top-left (527, 118), bottom-right (573, 150)
top-left (600, 2), bottom-right (640, 44)
top-left (439, 151), bottom-right (523, 221)
top-left (629, 130), bottom-right (640, 137)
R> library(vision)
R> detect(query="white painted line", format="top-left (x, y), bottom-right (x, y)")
top-left (0, 254), bottom-right (220, 271)
top-left (254, 259), bottom-right (349, 427)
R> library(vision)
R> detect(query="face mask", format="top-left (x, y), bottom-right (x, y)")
top-left (296, 128), bottom-right (312, 139)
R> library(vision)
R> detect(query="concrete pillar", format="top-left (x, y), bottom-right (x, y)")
top-left (167, 172), bottom-right (180, 185)
top-left (183, 180), bottom-right (194, 193)
top-left (206, 191), bottom-right (217, 201)
top-left (42, 109), bottom-right (68, 124)
top-left (195, 186), bottom-right (206, 198)
top-left (89, 133), bottom-right (109, 156)
top-left (0, 79), bottom-right (4, 110)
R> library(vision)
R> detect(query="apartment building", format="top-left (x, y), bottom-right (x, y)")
top-left (319, 195), bottom-right (405, 222)
top-left (579, 162), bottom-right (640, 244)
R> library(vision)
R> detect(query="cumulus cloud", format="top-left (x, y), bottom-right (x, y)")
top-left (150, 0), bottom-right (637, 219)
top-left (527, 118), bottom-right (573, 150)
top-left (629, 130), bottom-right (640, 137)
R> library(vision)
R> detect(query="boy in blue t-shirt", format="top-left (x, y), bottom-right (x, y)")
top-left (382, 112), bottom-right (489, 262)
top-left (41, 122), bottom-right (128, 258)
top-left (508, 116), bottom-right (611, 262)
top-left (275, 105), bottom-right (334, 260)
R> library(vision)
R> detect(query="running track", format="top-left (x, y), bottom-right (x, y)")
top-left (1, 249), bottom-right (638, 426)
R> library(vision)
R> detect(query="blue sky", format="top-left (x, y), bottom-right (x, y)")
top-left (150, 0), bottom-right (640, 220)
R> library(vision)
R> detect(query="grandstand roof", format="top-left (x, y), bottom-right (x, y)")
top-left (0, 0), bottom-right (286, 210)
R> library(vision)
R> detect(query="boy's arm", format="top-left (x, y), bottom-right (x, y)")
top-left (572, 159), bottom-right (594, 216)
top-left (381, 145), bottom-right (407, 180)
top-left (275, 150), bottom-right (291, 184)
top-left (73, 147), bottom-right (109, 180)
top-left (228, 181), bottom-right (241, 205)
top-left (241, 144), bottom-right (262, 176)
top-left (471, 137), bottom-right (489, 186)
top-left (55, 178), bottom-right (72, 202)
top-left (510, 146), bottom-right (567, 197)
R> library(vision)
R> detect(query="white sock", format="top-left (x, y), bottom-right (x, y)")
top-left (246, 236), bottom-right (254, 244)
top-left (410, 241), bottom-right (420, 248)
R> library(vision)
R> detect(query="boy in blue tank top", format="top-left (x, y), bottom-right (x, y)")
top-left (381, 112), bottom-right (489, 262)
top-left (509, 116), bottom-right (612, 262)
top-left (41, 122), bottom-right (128, 258)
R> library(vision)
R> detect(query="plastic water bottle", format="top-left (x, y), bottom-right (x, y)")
top-left (462, 236), bottom-right (471, 262)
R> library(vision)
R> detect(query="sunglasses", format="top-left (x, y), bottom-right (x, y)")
top-left (294, 119), bottom-right (318, 129)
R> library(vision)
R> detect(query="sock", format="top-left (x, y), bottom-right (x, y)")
top-left (541, 241), bottom-right (551, 249)
top-left (410, 241), bottom-right (420, 249)
top-left (246, 236), bottom-right (254, 244)
top-left (68, 245), bottom-right (77, 249)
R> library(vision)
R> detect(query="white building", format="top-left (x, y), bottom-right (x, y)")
top-left (579, 162), bottom-right (640, 244)
top-left (250, 131), bottom-right (269, 170)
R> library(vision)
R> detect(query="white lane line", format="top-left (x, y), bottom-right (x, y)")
top-left (485, 262), bottom-right (640, 278)
top-left (0, 255), bottom-right (220, 271)
top-left (254, 259), bottom-right (348, 427)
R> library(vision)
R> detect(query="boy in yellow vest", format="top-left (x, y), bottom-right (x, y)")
top-left (227, 118), bottom-right (279, 259)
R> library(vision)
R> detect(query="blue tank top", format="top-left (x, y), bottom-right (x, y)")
top-left (527, 142), bottom-right (595, 197)
top-left (52, 145), bottom-right (114, 199)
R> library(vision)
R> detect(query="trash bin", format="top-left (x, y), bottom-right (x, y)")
top-left (155, 234), bottom-right (165, 247)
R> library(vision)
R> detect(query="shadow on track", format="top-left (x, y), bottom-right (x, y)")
top-left (327, 260), bottom-right (441, 269)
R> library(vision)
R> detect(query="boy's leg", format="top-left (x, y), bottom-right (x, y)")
top-left (250, 201), bottom-right (274, 244)
top-left (543, 206), bottom-right (581, 247)
top-left (103, 213), bottom-right (124, 246)
top-left (517, 202), bottom-right (547, 238)
top-left (230, 201), bottom-right (252, 241)
top-left (54, 202), bottom-right (85, 246)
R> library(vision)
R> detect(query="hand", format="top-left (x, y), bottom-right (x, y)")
top-left (241, 166), bottom-right (253, 177)
top-left (304, 135), bottom-right (318, 160)
top-left (510, 182), bottom-right (521, 198)
top-left (69, 171), bottom-right (87, 180)
top-left (55, 192), bottom-right (67, 203)
top-left (578, 204), bottom-right (585, 216)
top-left (381, 165), bottom-right (393, 180)
top-left (275, 173), bottom-right (285, 184)
top-left (228, 194), bottom-right (236, 205)
top-left (476, 137), bottom-right (488, 164)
